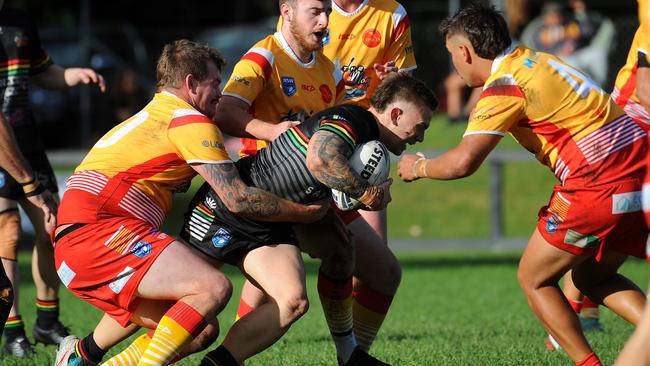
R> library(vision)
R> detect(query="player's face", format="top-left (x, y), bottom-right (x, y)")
top-left (190, 61), bottom-right (222, 119)
top-left (288, 0), bottom-right (331, 52)
top-left (384, 103), bottom-right (432, 154)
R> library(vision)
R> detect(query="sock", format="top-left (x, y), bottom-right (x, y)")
top-left (101, 332), bottom-right (152, 366)
top-left (317, 271), bottom-right (356, 363)
top-left (74, 332), bottom-right (108, 364)
top-left (576, 351), bottom-right (602, 366)
top-left (580, 297), bottom-right (599, 319)
top-left (36, 298), bottom-right (59, 329)
top-left (137, 301), bottom-right (207, 366)
top-left (200, 345), bottom-right (238, 366)
top-left (4, 315), bottom-right (25, 342)
top-left (352, 284), bottom-right (394, 352)
top-left (566, 298), bottom-right (582, 314)
top-left (235, 298), bottom-right (254, 321)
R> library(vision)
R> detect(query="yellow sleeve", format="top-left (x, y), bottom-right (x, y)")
top-left (464, 86), bottom-right (526, 137)
top-left (222, 49), bottom-right (272, 105)
top-left (167, 112), bottom-right (231, 163)
top-left (386, 5), bottom-right (417, 72)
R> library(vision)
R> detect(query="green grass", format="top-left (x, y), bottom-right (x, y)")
top-left (4, 250), bottom-right (648, 365)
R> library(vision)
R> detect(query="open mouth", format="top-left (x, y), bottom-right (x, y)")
top-left (313, 31), bottom-right (325, 40)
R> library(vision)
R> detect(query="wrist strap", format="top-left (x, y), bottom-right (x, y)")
top-left (22, 181), bottom-right (45, 197)
top-left (413, 158), bottom-right (428, 178)
top-left (19, 178), bottom-right (36, 186)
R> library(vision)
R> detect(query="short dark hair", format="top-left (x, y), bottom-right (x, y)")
top-left (439, 2), bottom-right (511, 59)
top-left (156, 39), bottom-right (226, 89)
top-left (370, 74), bottom-right (438, 113)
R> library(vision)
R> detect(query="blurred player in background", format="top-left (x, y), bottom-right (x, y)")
top-left (239, 0), bottom-right (417, 354)
top-left (0, 4), bottom-right (105, 357)
top-left (614, 1), bottom-right (650, 365)
top-left (399, 4), bottom-right (647, 366)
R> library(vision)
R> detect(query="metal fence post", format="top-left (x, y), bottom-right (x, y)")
top-left (489, 159), bottom-right (504, 243)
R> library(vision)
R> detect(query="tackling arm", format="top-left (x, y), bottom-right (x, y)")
top-left (307, 130), bottom-right (390, 210)
top-left (214, 96), bottom-right (297, 141)
top-left (30, 64), bottom-right (106, 92)
top-left (193, 162), bottom-right (327, 223)
top-left (397, 133), bottom-right (502, 182)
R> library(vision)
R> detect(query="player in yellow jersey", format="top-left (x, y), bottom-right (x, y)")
top-left (53, 39), bottom-right (328, 366)
top-left (398, 4), bottom-right (647, 366)
top-left (615, 1), bottom-right (650, 365)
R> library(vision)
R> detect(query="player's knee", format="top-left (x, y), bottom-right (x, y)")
top-left (200, 271), bottom-right (233, 310)
top-left (516, 264), bottom-right (535, 293)
top-left (0, 210), bottom-right (21, 261)
top-left (279, 294), bottom-right (309, 326)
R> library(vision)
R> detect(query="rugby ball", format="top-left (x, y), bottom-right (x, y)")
top-left (332, 140), bottom-right (390, 211)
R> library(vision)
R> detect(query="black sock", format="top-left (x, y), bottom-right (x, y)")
top-left (35, 298), bottom-right (59, 329)
top-left (78, 332), bottom-right (107, 364)
top-left (201, 345), bottom-right (239, 366)
top-left (4, 315), bottom-right (25, 342)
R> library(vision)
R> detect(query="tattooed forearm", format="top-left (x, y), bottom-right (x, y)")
top-left (195, 163), bottom-right (283, 219)
top-left (309, 131), bottom-right (368, 198)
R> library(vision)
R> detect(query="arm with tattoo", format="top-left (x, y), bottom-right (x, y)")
top-left (193, 162), bottom-right (327, 223)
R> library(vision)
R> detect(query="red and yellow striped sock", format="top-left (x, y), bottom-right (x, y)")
top-left (352, 285), bottom-right (394, 352)
top-left (235, 298), bottom-right (254, 321)
top-left (101, 332), bottom-right (153, 366)
top-left (137, 302), bottom-right (207, 366)
top-left (317, 271), bottom-right (355, 363)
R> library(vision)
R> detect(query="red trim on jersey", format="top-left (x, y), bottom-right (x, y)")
top-left (336, 79), bottom-right (345, 96)
top-left (321, 118), bottom-right (358, 141)
top-left (390, 16), bottom-right (410, 44)
top-left (0, 58), bottom-right (31, 67)
top-left (240, 138), bottom-right (260, 157)
top-left (615, 61), bottom-right (638, 109)
top-left (527, 120), bottom-right (587, 179)
top-left (169, 114), bottom-right (214, 129)
top-left (480, 85), bottom-right (525, 99)
top-left (241, 52), bottom-right (272, 79)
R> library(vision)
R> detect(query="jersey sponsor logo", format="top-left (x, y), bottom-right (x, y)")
top-left (564, 230), bottom-right (599, 248)
top-left (130, 240), bottom-right (152, 258)
top-left (360, 147), bottom-right (385, 179)
top-left (362, 28), bottom-right (381, 48)
top-left (205, 196), bottom-right (218, 210)
top-left (341, 58), bottom-right (370, 100)
top-left (612, 191), bottom-right (642, 214)
top-left (545, 214), bottom-right (559, 234)
top-left (202, 140), bottom-right (225, 149)
top-left (231, 75), bottom-right (251, 86)
top-left (338, 33), bottom-right (356, 40)
top-left (108, 266), bottom-right (136, 294)
top-left (301, 84), bottom-right (315, 92)
top-left (57, 261), bottom-right (76, 288)
top-left (319, 84), bottom-right (333, 104)
top-left (212, 228), bottom-right (232, 248)
top-left (281, 76), bottom-right (297, 96)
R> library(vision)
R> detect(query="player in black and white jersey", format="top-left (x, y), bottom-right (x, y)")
top-left (180, 75), bottom-right (437, 366)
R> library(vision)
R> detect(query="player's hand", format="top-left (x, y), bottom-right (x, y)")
top-left (26, 190), bottom-right (58, 235)
top-left (361, 178), bottom-right (392, 211)
top-left (269, 121), bottom-right (301, 141)
top-left (300, 199), bottom-right (331, 223)
top-left (398, 153), bottom-right (425, 182)
top-left (373, 61), bottom-right (398, 80)
top-left (64, 67), bottom-right (106, 92)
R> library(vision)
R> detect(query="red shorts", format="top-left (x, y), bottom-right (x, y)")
top-left (53, 217), bottom-right (175, 326)
top-left (538, 178), bottom-right (647, 260)
top-left (333, 205), bottom-right (361, 225)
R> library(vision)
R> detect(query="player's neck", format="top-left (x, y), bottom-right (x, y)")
top-left (334, 0), bottom-right (363, 12)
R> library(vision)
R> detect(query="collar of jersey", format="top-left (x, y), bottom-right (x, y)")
top-left (273, 31), bottom-right (317, 68)
top-left (490, 42), bottom-right (518, 76)
top-left (332, 0), bottom-right (369, 17)
top-left (158, 90), bottom-right (193, 108)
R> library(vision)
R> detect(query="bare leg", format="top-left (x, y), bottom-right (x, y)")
top-left (614, 283), bottom-right (650, 366)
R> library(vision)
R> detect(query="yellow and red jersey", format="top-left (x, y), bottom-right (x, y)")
top-left (222, 31), bottom-right (344, 157)
top-left (323, 0), bottom-right (416, 107)
top-left (612, 27), bottom-right (650, 126)
top-left (466, 45), bottom-right (646, 184)
top-left (58, 92), bottom-right (231, 228)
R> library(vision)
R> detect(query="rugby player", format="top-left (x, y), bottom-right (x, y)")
top-left (239, 1), bottom-right (418, 352)
top-left (53, 39), bottom-right (328, 366)
top-left (398, 4), bottom-right (647, 366)
top-left (186, 74), bottom-right (435, 366)
top-left (614, 1), bottom-right (650, 364)
top-left (0, 110), bottom-right (58, 339)
top-left (0, 5), bottom-right (106, 356)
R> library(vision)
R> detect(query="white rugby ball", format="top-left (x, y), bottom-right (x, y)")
top-left (332, 140), bottom-right (390, 211)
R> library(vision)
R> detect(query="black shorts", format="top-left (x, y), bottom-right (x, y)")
top-left (0, 149), bottom-right (58, 199)
top-left (180, 183), bottom-right (298, 266)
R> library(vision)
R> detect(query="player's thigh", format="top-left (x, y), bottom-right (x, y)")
top-left (346, 216), bottom-right (399, 286)
top-left (240, 244), bottom-right (306, 301)
top-left (572, 249), bottom-right (628, 288)
top-left (294, 209), bottom-right (352, 260)
top-left (518, 227), bottom-right (586, 288)
top-left (357, 209), bottom-right (387, 245)
top-left (136, 240), bottom-right (230, 300)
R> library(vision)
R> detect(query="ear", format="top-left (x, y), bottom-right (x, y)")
top-left (460, 44), bottom-right (472, 64)
top-left (184, 74), bottom-right (197, 94)
top-left (389, 107), bottom-right (402, 125)
top-left (280, 3), bottom-right (292, 22)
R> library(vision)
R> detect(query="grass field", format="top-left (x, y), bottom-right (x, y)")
top-left (2, 250), bottom-right (647, 365)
